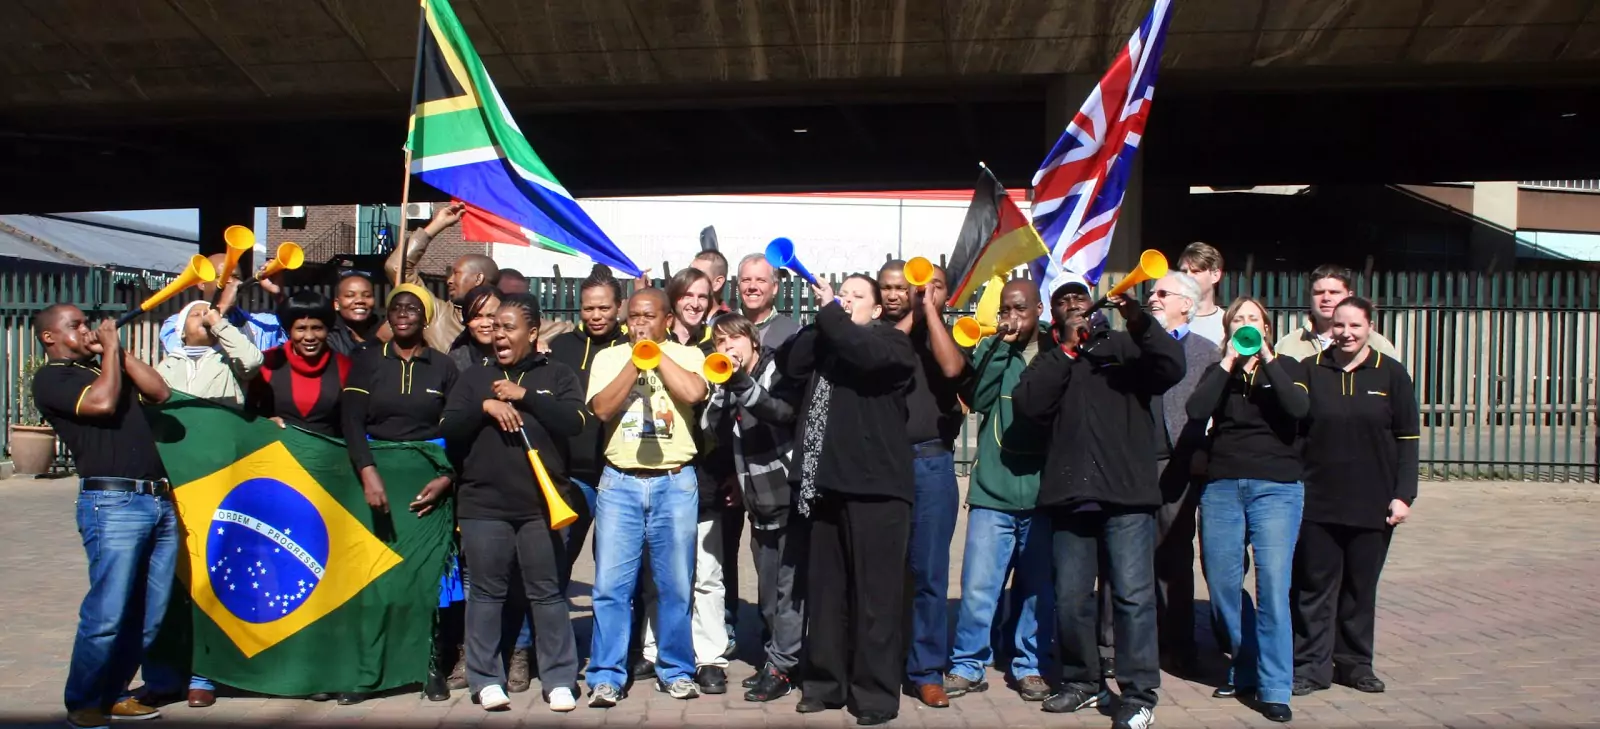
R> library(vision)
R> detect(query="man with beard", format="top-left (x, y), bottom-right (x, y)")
top-left (328, 271), bottom-right (386, 356)
top-left (878, 260), bottom-right (969, 709)
top-left (33, 305), bottom-right (174, 728)
top-left (385, 203), bottom-right (570, 354)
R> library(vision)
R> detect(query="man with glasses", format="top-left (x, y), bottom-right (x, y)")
top-left (1175, 242), bottom-right (1225, 346)
top-left (1145, 272), bottom-right (1222, 673)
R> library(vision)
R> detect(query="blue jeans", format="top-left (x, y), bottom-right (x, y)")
top-left (949, 508), bottom-right (1053, 682)
top-left (905, 448), bottom-right (958, 686)
top-left (585, 466), bottom-right (699, 689)
top-left (1052, 506), bottom-right (1160, 708)
top-left (64, 490), bottom-right (179, 712)
top-left (516, 477), bottom-right (598, 651)
top-left (1200, 479), bottom-right (1304, 705)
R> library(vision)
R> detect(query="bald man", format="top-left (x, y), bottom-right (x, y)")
top-left (943, 279), bottom-right (1055, 702)
top-left (582, 287), bottom-right (709, 705)
top-left (33, 304), bottom-right (175, 725)
top-left (385, 204), bottom-right (572, 353)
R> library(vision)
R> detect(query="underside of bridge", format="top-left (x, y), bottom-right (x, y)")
top-left (2, 0), bottom-right (1598, 212)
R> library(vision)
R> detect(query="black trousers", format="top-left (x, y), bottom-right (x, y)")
top-left (1291, 520), bottom-right (1392, 687)
top-left (460, 517), bottom-right (579, 696)
top-left (1153, 466), bottom-right (1201, 660)
top-left (802, 492), bottom-right (911, 717)
top-left (721, 504), bottom-right (744, 631)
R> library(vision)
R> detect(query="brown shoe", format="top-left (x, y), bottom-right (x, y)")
top-left (916, 683), bottom-right (950, 708)
top-left (1015, 675), bottom-right (1051, 702)
top-left (66, 708), bottom-right (109, 729)
top-left (186, 688), bottom-right (216, 708)
top-left (507, 648), bottom-right (532, 693)
top-left (447, 647), bottom-right (468, 691)
top-left (108, 697), bottom-right (161, 721)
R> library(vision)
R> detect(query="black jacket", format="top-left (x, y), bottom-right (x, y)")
top-left (1186, 356), bottom-right (1310, 484)
top-left (702, 346), bottom-right (801, 528)
top-left (440, 353), bottom-right (586, 521)
top-left (778, 302), bottom-right (917, 502)
top-left (547, 327), bottom-right (629, 483)
top-left (1301, 348), bottom-right (1421, 529)
top-left (1013, 316), bottom-right (1185, 509)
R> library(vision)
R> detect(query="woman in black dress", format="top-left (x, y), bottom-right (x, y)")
top-left (340, 284), bottom-right (459, 703)
top-left (1293, 296), bottom-right (1420, 697)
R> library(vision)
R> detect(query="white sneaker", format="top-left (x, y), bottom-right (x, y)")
top-left (657, 677), bottom-right (700, 700)
top-left (548, 687), bottom-right (577, 712)
top-left (478, 684), bottom-right (511, 711)
top-left (588, 683), bottom-right (622, 708)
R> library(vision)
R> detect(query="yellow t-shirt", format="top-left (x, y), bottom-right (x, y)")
top-left (585, 341), bottom-right (706, 470)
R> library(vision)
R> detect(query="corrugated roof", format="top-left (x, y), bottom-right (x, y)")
top-left (0, 214), bottom-right (195, 272)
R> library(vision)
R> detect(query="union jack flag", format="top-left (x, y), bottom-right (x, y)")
top-left (1031, 0), bottom-right (1172, 300)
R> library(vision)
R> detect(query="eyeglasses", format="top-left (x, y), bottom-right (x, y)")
top-left (1151, 289), bottom-right (1191, 300)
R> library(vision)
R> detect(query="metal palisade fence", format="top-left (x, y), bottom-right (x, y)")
top-left (2, 261), bottom-right (1596, 482)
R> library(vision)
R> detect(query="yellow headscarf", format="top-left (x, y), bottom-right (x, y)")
top-left (386, 283), bottom-right (435, 323)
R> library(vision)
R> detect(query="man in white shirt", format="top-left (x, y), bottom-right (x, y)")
top-left (1176, 242), bottom-right (1225, 346)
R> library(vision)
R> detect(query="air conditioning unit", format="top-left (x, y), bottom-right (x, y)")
top-left (277, 205), bottom-right (306, 218)
top-left (404, 202), bottom-right (433, 220)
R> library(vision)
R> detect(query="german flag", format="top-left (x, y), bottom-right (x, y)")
top-left (944, 168), bottom-right (1049, 308)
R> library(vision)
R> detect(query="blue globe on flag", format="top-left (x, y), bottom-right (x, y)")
top-left (207, 478), bottom-right (330, 624)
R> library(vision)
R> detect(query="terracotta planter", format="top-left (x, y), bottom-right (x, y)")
top-left (8, 424), bottom-right (57, 475)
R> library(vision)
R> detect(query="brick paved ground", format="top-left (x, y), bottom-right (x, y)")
top-left (2, 477), bottom-right (1598, 728)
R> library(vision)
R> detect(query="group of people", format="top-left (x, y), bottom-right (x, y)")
top-left (36, 202), bottom-right (1420, 729)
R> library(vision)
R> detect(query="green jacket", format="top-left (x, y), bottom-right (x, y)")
top-left (965, 325), bottom-right (1050, 511)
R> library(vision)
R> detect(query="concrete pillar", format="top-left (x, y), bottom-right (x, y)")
top-left (1042, 74), bottom-right (1141, 277)
top-left (198, 203), bottom-right (257, 271)
top-left (1469, 181), bottom-right (1520, 272)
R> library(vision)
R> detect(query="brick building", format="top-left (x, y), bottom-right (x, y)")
top-left (268, 204), bottom-right (486, 277)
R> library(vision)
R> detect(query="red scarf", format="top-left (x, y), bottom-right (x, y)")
top-left (262, 345), bottom-right (350, 417)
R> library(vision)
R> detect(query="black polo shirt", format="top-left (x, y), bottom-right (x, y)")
top-left (1301, 349), bottom-right (1421, 530)
top-left (341, 342), bottom-right (459, 470)
top-left (32, 358), bottom-right (165, 481)
top-left (904, 319), bottom-right (970, 450)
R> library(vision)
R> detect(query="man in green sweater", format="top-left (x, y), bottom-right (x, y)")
top-left (942, 279), bottom-right (1054, 703)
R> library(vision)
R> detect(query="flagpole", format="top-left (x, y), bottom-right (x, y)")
top-left (398, 1), bottom-right (427, 287)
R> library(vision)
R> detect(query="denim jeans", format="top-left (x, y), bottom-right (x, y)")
top-left (585, 466), bottom-right (699, 690)
top-left (949, 507), bottom-right (1053, 682)
top-left (64, 490), bottom-right (179, 712)
top-left (1052, 506), bottom-right (1160, 709)
top-left (905, 448), bottom-right (959, 686)
top-left (1200, 478), bottom-right (1304, 705)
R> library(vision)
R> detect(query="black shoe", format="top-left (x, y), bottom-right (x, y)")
top-left (424, 635), bottom-right (453, 701)
top-left (1262, 702), bottom-right (1292, 723)
top-left (796, 697), bottom-right (841, 713)
top-left (307, 693), bottom-right (334, 702)
top-left (423, 669), bottom-right (450, 701)
top-left (1112, 704), bottom-right (1155, 729)
top-left (1100, 656), bottom-right (1116, 678)
top-left (629, 657), bottom-right (657, 681)
top-left (1349, 675), bottom-right (1386, 693)
top-left (745, 666), bottom-right (793, 702)
top-left (335, 693), bottom-right (367, 706)
top-left (695, 666), bottom-right (728, 695)
top-left (741, 672), bottom-right (761, 689)
top-left (1042, 688), bottom-right (1107, 714)
top-left (1291, 677), bottom-right (1323, 696)
top-left (855, 711), bottom-right (896, 726)
top-left (1212, 684), bottom-right (1239, 698)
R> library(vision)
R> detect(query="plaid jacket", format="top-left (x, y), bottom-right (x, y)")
top-left (701, 347), bottom-right (800, 529)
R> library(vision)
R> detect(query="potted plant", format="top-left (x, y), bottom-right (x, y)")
top-left (8, 356), bottom-right (57, 475)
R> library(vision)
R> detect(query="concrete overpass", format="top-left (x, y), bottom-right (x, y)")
top-left (3, 0), bottom-right (1599, 255)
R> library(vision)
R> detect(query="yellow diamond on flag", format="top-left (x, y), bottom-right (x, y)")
top-left (172, 441), bottom-right (402, 658)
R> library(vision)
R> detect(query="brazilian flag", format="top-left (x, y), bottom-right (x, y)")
top-left (147, 396), bottom-right (454, 696)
